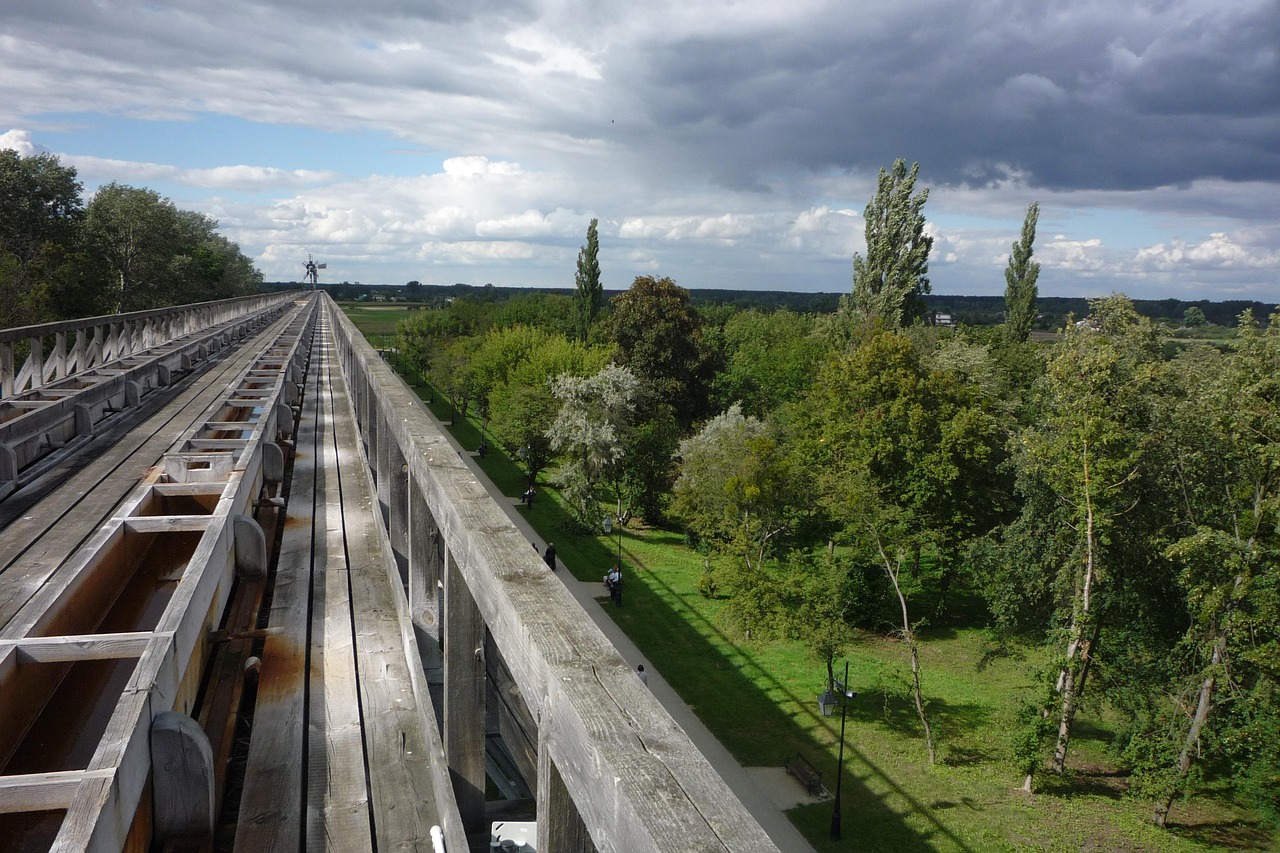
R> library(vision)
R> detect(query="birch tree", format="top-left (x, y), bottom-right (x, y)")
top-left (1149, 311), bottom-right (1280, 826)
top-left (1016, 295), bottom-right (1164, 785)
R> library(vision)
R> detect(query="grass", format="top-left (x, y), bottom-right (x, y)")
top-left (342, 305), bottom-right (1278, 853)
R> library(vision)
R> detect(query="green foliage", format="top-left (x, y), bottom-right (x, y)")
top-left (848, 159), bottom-right (933, 329)
top-left (619, 411), bottom-right (680, 525)
top-left (1003, 202), bottom-right (1041, 344)
top-left (606, 275), bottom-right (719, 428)
top-left (1011, 696), bottom-right (1056, 783)
top-left (487, 334), bottom-right (610, 486)
top-left (712, 308), bottom-right (829, 417)
top-left (491, 290), bottom-right (576, 337)
top-left (1, 149), bottom-right (258, 322)
top-left (573, 217), bottom-right (603, 343)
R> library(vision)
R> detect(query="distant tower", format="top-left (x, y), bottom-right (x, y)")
top-left (303, 254), bottom-right (326, 288)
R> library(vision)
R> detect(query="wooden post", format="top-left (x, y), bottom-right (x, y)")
top-left (537, 723), bottom-right (595, 853)
top-left (407, 478), bottom-right (439, 640)
top-left (444, 548), bottom-right (487, 836)
top-left (150, 710), bottom-right (215, 844)
top-left (387, 443), bottom-right (409, 585)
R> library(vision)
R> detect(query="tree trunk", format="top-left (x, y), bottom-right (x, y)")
top-left (1153, 632), bottom-right (1225, 827)
top-left (887, 554), bottom-right (935, 764)
top-left (1052, 447), bottom-right (1098, 775)
top-left (1075, 614), bottom-right (1104, 705)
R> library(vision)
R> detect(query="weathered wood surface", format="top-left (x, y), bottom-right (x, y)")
top-left (325, 318), bottom-right (453, 851)
top-left (0, 311), bottom-right (300, 633)
top-left (232, 316), bottom-right (320, 853)
top-left (0, 298), bottom-right (317, 852)
top-left (236, 305), bottom-right (463, 852)
top-left (329, 296), bottom-right (780, 852)
top-left (306, 326), bottom-right (373, 849)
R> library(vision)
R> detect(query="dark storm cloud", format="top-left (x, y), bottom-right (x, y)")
top-left (619, 1), bottom-right (1280, 192)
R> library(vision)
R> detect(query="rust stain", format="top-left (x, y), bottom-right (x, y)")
top-left (252, 635), bottom-right (307, 703)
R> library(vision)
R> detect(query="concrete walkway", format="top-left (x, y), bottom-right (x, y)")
top-left (401, 378), bottom-right (818, 853)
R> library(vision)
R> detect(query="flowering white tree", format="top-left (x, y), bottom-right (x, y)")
top-left (547, 363), bottom-right (640, 527)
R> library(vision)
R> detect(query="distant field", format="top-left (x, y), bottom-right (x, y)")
top-left (337, 303), bottom-right (414, 342)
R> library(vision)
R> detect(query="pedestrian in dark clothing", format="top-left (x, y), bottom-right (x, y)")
top-left (543, 543), bottom-right (557, 571)
top-left (521, 487), bottom-right (536, 508)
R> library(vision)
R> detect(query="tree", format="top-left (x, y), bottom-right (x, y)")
top-left (606, 275), bottom-right (718, 429)
top-left (712, 309), bottom-right (829, 418)
top-left (487, 335), bottom-right (611, 488)
top-left (1145, 313), bottom-right (1280, 826)
top-left (493, 291), bottom-right (576, 337)
top-left (672, 404), bottom-right (799, 568)
top-left (848, 160), bottom-right (933, 329)
top-left (396, 307), bottom-right (466, 387)
top-left (168, 210), bottom-right (261, 301)
top-left (573, 218), bottom-right (603, 343)
top-left (430, 336), bottom-right (481, 425)
top-left (467, 325), bottom-right (555, 430)
top-left (801, 331), bottom-right (1006, 763)
top-left (546, 364), bottom-right (640, 528)
top-left (1004, 202), bottom-right (1041, 344)
top-left (86, 183), bottom-right (184, 312)
top-left (1182, 306), bottom-right (1207, 328)
top-left (1015, 295), bottom-right (1165, 785)
top-left (0, 149), bottom-right (86, 325)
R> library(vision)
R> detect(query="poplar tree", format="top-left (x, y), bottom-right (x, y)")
top-left (1004, 202), bottom-right (1041, 343)
top-left (849, 160), bottom-right (933, 329)
top-left (573, 218), bottom-right (602, 343)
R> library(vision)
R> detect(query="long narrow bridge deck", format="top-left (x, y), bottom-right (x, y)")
top-left (0, 294), bottom-right (781, 853)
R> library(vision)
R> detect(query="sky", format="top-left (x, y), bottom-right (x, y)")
top-left (2, 0), bottom-right (1278, 302)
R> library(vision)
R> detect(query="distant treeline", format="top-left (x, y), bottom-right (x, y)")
top-left (265, 281), bottom-right (1276, 328)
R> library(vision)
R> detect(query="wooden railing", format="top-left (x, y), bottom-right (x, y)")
top-left (328, 295), bottom-right (780, 853)
top-left (0, 293), bottom-right (300, 400)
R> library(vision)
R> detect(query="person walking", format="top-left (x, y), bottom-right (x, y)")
top-left (636, 664), bottom-right (648, 686)
top-left (543, 542), bottom-right (557, 571)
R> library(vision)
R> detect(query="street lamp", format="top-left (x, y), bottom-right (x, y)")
top-left (827, 660), bottom-right (856, 841)
top-left (602, 514), bottom-right (623, 568)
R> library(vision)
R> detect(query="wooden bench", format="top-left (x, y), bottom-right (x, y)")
top-left (786, 753), bottom-right (825, 796)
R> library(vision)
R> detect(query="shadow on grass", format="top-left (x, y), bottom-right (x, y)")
top-left (855, 688), bottom-right (992, 750)
top-left (1168, 816), bottom-right (1278, 850)
top-left (612, 550), bottom-right (979, 853)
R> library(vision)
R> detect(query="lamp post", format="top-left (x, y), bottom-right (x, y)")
top-left (602, 515), bottom-right (623, 568)
top-left (829, 660), bottom-right (855, 841)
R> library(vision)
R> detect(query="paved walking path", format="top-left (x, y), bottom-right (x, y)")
top-left (400, 377), bottom-right (819, 853)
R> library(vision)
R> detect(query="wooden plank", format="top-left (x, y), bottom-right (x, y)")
top-left (0, 632), bottom-right (151, 662)
top-left (322, 315), bottom-right (449, 851)
top-left (0, 314), bottom-right (295, 632)
top-left (122, 517), bottom-right (215, 534)
top-left (0, 768), bottom-right (114, 814)
top-left (231, 329), bottom-right (319, 853)
top-left (305, 334), bottom-right (373, 849)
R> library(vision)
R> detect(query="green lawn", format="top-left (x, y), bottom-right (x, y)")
top-left (342, 305), bottom-right (1277, 853)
